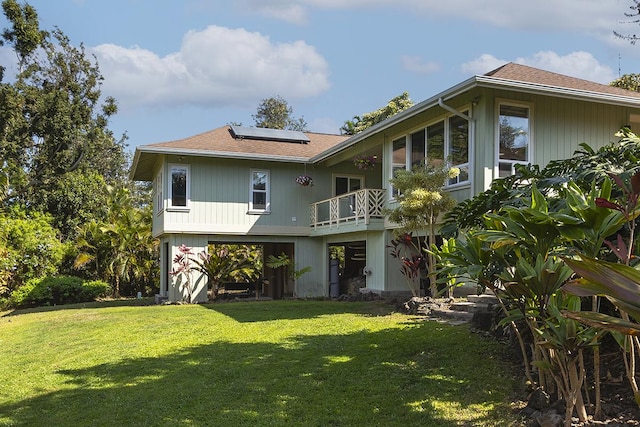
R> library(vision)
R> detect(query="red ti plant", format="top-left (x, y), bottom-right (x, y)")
top-left (388, 232), bottom-right (425, 297)
top-left (593, 171), bottom-right (640, 264)
top-left (564, 171), bottom-right (640, 407)
top-left (170, 244), bottom-right (196, 303)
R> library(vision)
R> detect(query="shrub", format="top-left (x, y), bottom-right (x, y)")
top-left (10, 276), bottom-right (110, 308)
top-left (0, 207), bottom-right (67, 297)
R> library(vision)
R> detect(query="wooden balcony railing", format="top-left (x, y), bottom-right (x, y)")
top-left (310, 189), bottom-right (386, 228)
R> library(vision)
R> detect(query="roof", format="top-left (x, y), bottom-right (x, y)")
top-left (131, 62), bottom-right (640, 180)
top-left (311, 62), bottom-right (640, 162)
top-left (131, 125), bottom-right (348, 181)
top-left (485, 62), bottom-right (640, 99)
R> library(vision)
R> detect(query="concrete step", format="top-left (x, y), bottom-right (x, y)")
top-left (466, 293), bottom-right (499, 305)
top-left (449, 301), bottom-right (492, 313)
top-left (430, 307), bottom-right (475, 322)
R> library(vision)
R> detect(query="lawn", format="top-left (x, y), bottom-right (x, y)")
top-left (0, 299), bottom-right (521, 426)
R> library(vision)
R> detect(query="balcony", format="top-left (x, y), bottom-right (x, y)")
top-left (310, 189), bottom-right (386, 231)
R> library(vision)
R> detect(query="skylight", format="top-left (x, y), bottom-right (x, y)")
top-left (229, 125), bottom-right (310, 144)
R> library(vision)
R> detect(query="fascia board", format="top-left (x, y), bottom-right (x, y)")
top-left (136, 146), bottom-right (309, 163)
top-left (310, 76), bottom-right (479, 163)
top-left (475, 75), bottom-right (640, 108)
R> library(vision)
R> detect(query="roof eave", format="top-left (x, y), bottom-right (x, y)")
top-left (311, 75), bottom-right (640, 164)
top-left (475, 75), bottom-right (640, 107)
top-left (130, 146), bottom-right (312, 181)
top-left (310, 75), bottom-right (479, 163)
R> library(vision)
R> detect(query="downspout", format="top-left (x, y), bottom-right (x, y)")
top-left (437, 97), bottom-right (475, 192)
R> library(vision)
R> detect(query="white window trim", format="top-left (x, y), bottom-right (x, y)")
top-left (155, 170), bottom-right (164, 215)
top-left (332, 173), bottom-right (365, 196)
top-left (167, 163), bottom-right (190, 211)
top-left (387, 105), bottom-right (473, 199)
top-left (495, 99), bottom-right (534, 179)
top-left (249, 169), bottom-right (270, 214)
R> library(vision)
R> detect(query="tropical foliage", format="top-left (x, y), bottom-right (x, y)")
top-left (435, 131), bottom-right (640, 424)
top-left (74, 186), bottom-right (158, 298)
top-left (341, 92), bottom-right (413, 135)
top-left (171, 244), bottom-right (262, 302)
top-left (386, 161), bottom-right (458, 296)
top-left (252, 95), bottom-right (307, 131)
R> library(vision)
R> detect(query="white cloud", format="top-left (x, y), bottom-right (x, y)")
top-left (400, 55), bottom-right (440, 74)
top-left (92, 25), bottom-right (330, 111)
top-left (253, 0), bottom-right (621, 38)
top-left (242, 1), bottom-right (309, 25)
top-left (462, 51), bottom-right (616, 84)
top-left (461, 54), bottom-right (507, 75)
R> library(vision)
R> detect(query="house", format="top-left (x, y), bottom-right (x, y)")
top-left (130, 62), bottom-right (640, 302)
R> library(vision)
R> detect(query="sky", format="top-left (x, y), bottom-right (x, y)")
top-left (2, 0), bottom-right (640, 151)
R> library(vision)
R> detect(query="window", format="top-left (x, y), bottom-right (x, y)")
top-left (426, 121), bottom-right (445, 166)
top-left (250, 169), bottom-right (270, 213)
top-left (335, 176), bottom-right (362, 196)
top-left (410, 129), bottom-right (425, 167)
top-left (155, 171), bottom-right (164, 214)
top-left (498, 103), bottom-right (530, 177)
top-left (391, 137), bottom-right (407, 197)
top-left (389, 109), bottom-right (470, 192)
top-left (169, 165), bottom-right (189, 209)
top-left (449, 114), bottom-right (469, 185)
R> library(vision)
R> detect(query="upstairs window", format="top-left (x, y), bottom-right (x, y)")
top-left (389, 109), bottom-right (470, 192)
top-left (391, 137), bottom-right (407, 197)
top-left (155, 171), bottom-right (164, 214)
top-left (426, 121), bottom-right (445, 167)
top-left (498, 103), bottom-right (530, 177)
top-left (249, 169), bottom-right (270, 213)
top-left (410, 129), bottom-right (425, 168)
top-left (169, 164), bottom-right (189, 209)
top-left (448, 114), bottom-right (469, 185)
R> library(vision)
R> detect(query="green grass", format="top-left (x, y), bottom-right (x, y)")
top-left (0, 300), bottom-right (521, 426)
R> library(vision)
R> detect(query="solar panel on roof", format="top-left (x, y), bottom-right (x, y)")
top-left (229, 125), bottom-right (309, 144)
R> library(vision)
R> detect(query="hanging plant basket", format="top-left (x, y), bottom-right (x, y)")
top-left (353, 154), bottom-right (378, 170)
top-left (296, 175), bottom-right (314, 187)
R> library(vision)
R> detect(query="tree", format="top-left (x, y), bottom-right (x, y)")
top-left (341, 92), bottom-right (414, 135)
top-left (252, 95), bottom-right (307, 131)
top-left (614, 0), bottom-right (640, 44)
top-left (172, 244), bottom-right (261, 302)
top-left (611, 74), bottom-right (640, 92)
top-left (0, 0), bottom-right (127, 214)
top-left (386, 162), bottom-right (457, 296)
top-left (0, 205), bottom-right (68, 298)
top-left (74, 186), bottom-right (158, 297)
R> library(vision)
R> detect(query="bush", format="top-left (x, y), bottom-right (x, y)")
top-left (10, 276), bottom-right (110, 308)
top-left (0, 207), bottom-right (67, 297)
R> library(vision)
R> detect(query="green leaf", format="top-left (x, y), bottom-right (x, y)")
top-left (562, 310), bottom-right (640, 336)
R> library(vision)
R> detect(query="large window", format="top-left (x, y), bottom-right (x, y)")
top-left (169, 165), bottom-right (189, 209)
top-left (426, 121), bottom-right (445, 166)
top-left (448, 114), bottom-right (469, 185)
top-left (391, 137), bottom-right (407, 197)
top-left (155, 171), bottom-right (164, 214)
top-left (390, 109), bottom-right (470, 192)
top-left (410, 129), bottom-right (425, 168)
top-left (498, 103), bottom-right (530, 177)
top-left (249, 169), bottom-right (270, 213)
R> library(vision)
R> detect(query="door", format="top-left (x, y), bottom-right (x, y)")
top-left (335, 175), bottom-right (363, 217)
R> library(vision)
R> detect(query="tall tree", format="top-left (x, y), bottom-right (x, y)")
top-left (611, 73), bottom-right (640, 92)
top-left (252, 95), bottom-right (307, 131)
top-left (386, 162), bottom-right (458, 296)
top-left (341, 92), bottom-right (414, 135)
top-left (614, 0), bottom-right (640, 44)
top-left (0, 0), bottom-right (127, 213)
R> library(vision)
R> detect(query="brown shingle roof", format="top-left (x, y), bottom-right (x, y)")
top-left (485, 62), bottom-right (640, 99)
top-left (143, 125), bottom-right (348, 160)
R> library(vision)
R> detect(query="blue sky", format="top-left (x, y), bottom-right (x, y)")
top-left (2, 0), bottom-right (639, 150)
